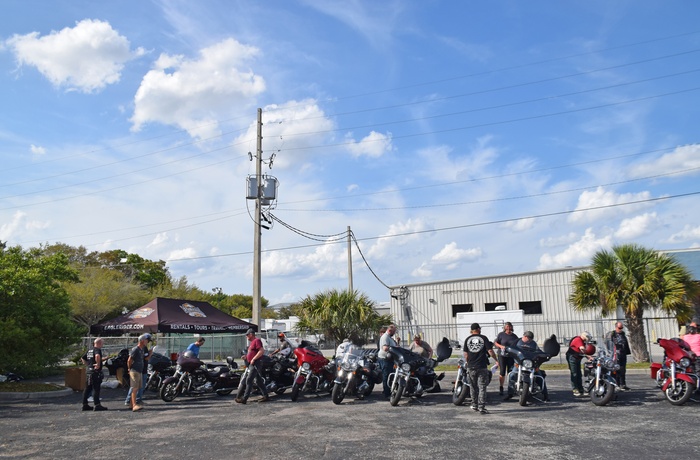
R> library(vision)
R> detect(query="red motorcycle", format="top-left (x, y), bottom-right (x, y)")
top-left (651, 338), bottom-right (698, 405)
top-left (290, 341), bottom-right (335, 401)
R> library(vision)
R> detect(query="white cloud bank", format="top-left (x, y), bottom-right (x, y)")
top-left (131, 38), bottom-right (265, 139)
top-left (6, 19), bottom-right (144, 93)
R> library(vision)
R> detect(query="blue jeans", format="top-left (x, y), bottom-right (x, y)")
top-left (380, 359), bottom-right (393, 397)
top-left (567, 354), bottom-right (583, 393)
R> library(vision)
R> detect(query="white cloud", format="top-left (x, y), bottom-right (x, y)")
top-left (503, 218), bottom-right (535, 232)
top-left (0, 211), bottom-right (49, 241)
top-left (262, 244), bottom-right (346, 280)
top-left (131, 38), bottom-right (265, 139)
top-left (431, 242), bottom-right (482, 265)
top-left (667, 224), bottom-right (700, 244)
top-left (629, 144), bottom-right (700, 179)
top-left (411, 262), bottom-right (432, 278)
top-left (6, 19), bottom-right (143, 93)
top-left (345, 131), bottom-right (393, 158)
top-left (614, 212), bottom-right (658, 240)
top-left (367, 218), bottom-right (431, 259)
top-left (148, 232), bottom-right (169, 247)
top-left (29, 144), bottom-right (46, 155)
top-left (167, 247), bottom-right (197, 261)
top-left (538, 228), bottom-right (612, 269)
top-left (568, 187), bottom-right (651, 223)
top-left (539, 232), bottom-right (579, 248)
top-left (347, 184), bottom-right (359, 192)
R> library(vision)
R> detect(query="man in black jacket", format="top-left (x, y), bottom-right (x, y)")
top-left (607, 322), bottom-right (631, 390)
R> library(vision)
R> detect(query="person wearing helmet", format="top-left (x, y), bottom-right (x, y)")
top-left (606, 322), bottom-right (632, 390)
top-left (566, 331), bottom-right (592, 397)
top-left (127, 333), bottom-right (152, 412)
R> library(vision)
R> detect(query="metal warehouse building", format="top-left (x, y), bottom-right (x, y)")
top-left (387, 248), bottom-right (700, 360)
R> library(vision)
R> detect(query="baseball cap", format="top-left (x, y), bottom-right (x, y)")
top-left (471, 323), bottom-right (481, 331)
top-left (245, 328), bottom-right (255, 335)
top-left (138, 333), bottom-right (152, 342)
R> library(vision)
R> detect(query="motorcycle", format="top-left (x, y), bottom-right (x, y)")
top-left (104, 348), bottom-right (130, 387)
top-left (145, 352), bottom-right (175, 392)
top-left (331, 347), bottom-right (382, 404)
top-left (584, 342), bottom-right (619, 406)
top-left (651, 337), bottom-right (698, 405)
top-left (160, 354), bottom-right (241, 402)
top-left (290, 341), bottom-right (335, 401)
top-left (503, 335), bottom-right (559, 406)
top-left (451, 358), bottom-right (475, 406)
top-left (237, 353), bottom-right (298, 397)
top-left (387, 337), bottom-right (451, 406)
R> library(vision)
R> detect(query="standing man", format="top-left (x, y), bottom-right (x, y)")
top-left (81, 338), bottom-right (107, 411)
top-left (463, 323), bottom-right (498, 414)
top-left (186, 336), bottom-right (205, 358)
top-left (493, 322), bottom-right (519, 396)
top-left (566, 331), bottom-right (592, 397)
top-left (125, 336), bottom-right (151, 406)
top-left (235, 328), bottom-right (270, 404)
top-left (607, 322), bottom-right (631, 390)
top-left (378, 324), bottom-right (399, 399)
top-left (408, 334), bottom-right (433, 358)
top-left (127, 333), bottom-right (151, 412)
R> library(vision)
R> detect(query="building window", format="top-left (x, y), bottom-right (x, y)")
top-left (519, 300), bottom-right (543, 315)
top-left (485, 303), bottom-right (507, 311)
top-left (451, 304), bottom-right (473, 317)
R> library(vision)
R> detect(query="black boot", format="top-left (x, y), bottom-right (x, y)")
top-left (94, 405), bottom-right (108, 411)
top-left (82, 404), bottom-right (93, 411)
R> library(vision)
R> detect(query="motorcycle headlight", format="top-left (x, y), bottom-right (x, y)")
top-left (522, 359), bottom-right (533, 370)
top-left (613, 363), bottom-right (620, 371)
top-left (401, 363), bottom-right (411, 372)
top-left (302, 362), bottom-right (311, 370)
top-left (680, 358), bottom-right (691, 368)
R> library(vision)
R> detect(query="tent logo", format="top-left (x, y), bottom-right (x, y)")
top-left (180, 302), bottom-right (206, 318)
top-left (128, 307), bottom-right (154, 319)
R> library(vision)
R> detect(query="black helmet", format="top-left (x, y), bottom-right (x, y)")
top-left (182, 350), bottom-right (196, 359)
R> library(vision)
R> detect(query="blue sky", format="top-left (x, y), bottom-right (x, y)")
top-left (2, 1), bottom-right (699, 306)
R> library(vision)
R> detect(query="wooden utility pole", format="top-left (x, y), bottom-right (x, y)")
top-left (347, 226), bottom-right (353, 293)
top-left (252, 108), bottom-right (263, 329)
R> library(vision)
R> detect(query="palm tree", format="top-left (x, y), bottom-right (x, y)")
top-left (569, 244), bottom-right (696, 362)
top-left (294, 289), bottom-right (392, 346)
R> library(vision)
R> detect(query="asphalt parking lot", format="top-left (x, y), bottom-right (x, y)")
top-left (0, 371), bottom-right (698, 460)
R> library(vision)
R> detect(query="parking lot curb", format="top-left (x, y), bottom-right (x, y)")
top-left (0, 385), bottom-right (73, 401)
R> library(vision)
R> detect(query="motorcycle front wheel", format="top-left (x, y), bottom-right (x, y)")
top-left (665, 379), bottom-right (694, 405)
top-left (160, 381), bottom-right (180, 402)
top-left (390, 381), bottom-right (404, 406)
top-left (519, 382), bottom-right (530, 406)
top-left (589, 381), bottom-right (614, 406)
top-left (332, 381), bottom-right (346, 405)
top-left (452, 381), bottom-right (470, 406)
top-left (290, 382), bottom-right (301, 402)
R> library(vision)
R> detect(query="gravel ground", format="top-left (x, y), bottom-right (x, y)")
top-left (0, 372), bottom-right (698, 460)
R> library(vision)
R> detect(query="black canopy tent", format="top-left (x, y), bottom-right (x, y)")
top-left (90, 297), bottom-right (257, 336)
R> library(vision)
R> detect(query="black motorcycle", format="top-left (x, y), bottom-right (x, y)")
top-left (503, 335), bottom-right (559, 406)
top-left (584, 342), bottom-right (619, 406)
top-left (104, 348), bottom-right (130, 387)
top-left (145, 352), bottom-right (175, 392)
top-left (331, 348), bottom-right (382, 404)
top-left (387, 337), bottom-right (452, 406)
top-left (160, 354), bottom-right (241, 402)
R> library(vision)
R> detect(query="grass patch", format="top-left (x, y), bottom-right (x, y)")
top-left (0, 382), bottom-right (64, 393)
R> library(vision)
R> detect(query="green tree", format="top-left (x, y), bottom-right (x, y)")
top-left (294, 289), bottom-right (391, 346)
top-left (570, 244), bottom-right (697, 362)
top-left (64, 266), bottom-right (146, 332)
top-left (0, 245), bottom-right (82, 376)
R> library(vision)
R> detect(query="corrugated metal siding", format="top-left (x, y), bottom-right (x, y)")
top-left (388, 266), bottom-right (680, 351)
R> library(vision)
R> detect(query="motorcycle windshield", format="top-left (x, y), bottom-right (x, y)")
top-left (389, 346), bottom-right (425, 366)
top-left (658, 338), bottom-right (693, 362)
